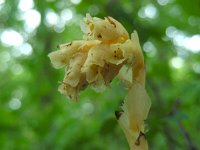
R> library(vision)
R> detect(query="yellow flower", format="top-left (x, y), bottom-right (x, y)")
top-left (48, 14), bottom-right (137, 100)
top-left (48, 13), bottom-right (151, 150)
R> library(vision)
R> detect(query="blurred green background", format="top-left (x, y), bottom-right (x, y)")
top-left (0, 0), bottom-right (200, 149)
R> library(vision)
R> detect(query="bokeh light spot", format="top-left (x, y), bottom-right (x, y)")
top-left (70, 0), bottom-right (81, 5)
top-left (183, 35), bottom-right (200, 53)
top-left (11, 63), bottom-right (24, 75)
top-left (61, 9), bottom-right (73, 22)
top-left (1, 29), bottom-right (24, 46)
top-left (138, 4), bottom-right (158, 19)
top-left (166, 26), bottom-right (200, 53)
top-left (0, 51), bottom-right (11, 62)
top-left (18, 0), bottom-right (34, 12)
top-left (157, 0), bottom-right (170, 6)
top-left (192, 63), bottom-right (200, 74)
top-left (9, 98), bottom-right (21, 110)
top-left (19, 43), bottom-right (33, 56)
top-left (0, 0), bottom-right (5, 10)
top-left (169, 57), bottom-right (184, 69)
top-left (45, 9), bottom-right (59, 26)
top-left (0, 0), bottom-right (5, 4)
top-left (143, 41), bottom-right (157, 57)
top-left (81, 102), bottom-right (94, 115)
top-left (23, 9), bottom-right (41, 32)
top-left (166, 26), bottom-right (177, 38)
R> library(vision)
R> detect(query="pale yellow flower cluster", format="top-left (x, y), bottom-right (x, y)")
top-left (48, 14), bottom-right (151, 150)
top-left (49, 14), bottom-right (138, 100)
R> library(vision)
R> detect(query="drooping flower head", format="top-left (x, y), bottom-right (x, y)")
top-left (48, 14), bottom-right (140, 100)
top-left (48, 14), bottom-right (151, 150)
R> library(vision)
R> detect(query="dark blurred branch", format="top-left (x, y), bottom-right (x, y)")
top-left (147, 79), bottom-right (177, 149)
top-left (163, 127), bottom-right (176, 150)
top-left (169, 99), bottom-right (198, 150)
top-left (148, 77), bottom-right (198, 149)
top-left (178, 122), bottom-right (197, 150)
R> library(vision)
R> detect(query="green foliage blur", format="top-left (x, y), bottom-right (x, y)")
top-left (0, 0), bottom-right (200, 149)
